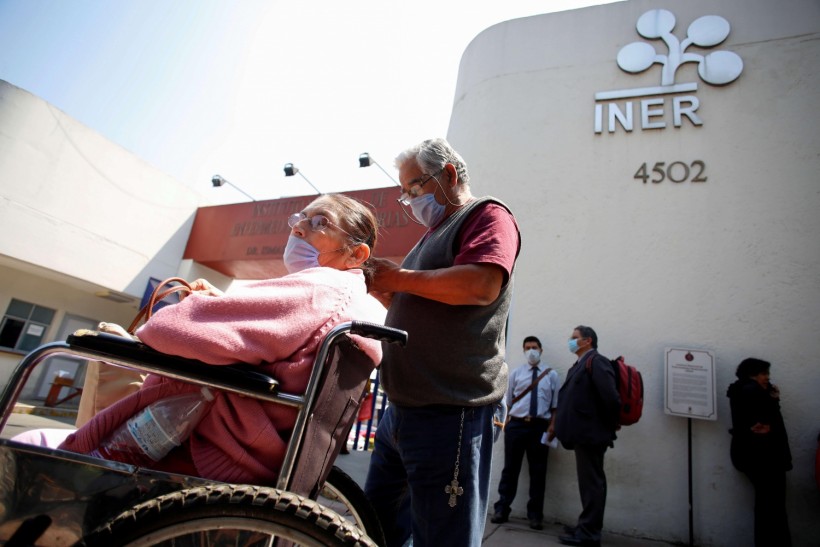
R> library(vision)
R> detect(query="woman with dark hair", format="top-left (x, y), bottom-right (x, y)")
top-left (52, 194), bottom-right (386, 485)
top-left (727, 357), bottom-right (792, 546)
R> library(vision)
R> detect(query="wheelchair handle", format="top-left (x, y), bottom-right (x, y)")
top-left (350, 321), bottom-right (408, 347)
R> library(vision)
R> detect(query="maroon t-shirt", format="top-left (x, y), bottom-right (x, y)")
top-left (451, 202), bottom-right (520, 283)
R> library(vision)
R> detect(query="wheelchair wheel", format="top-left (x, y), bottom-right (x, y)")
top-left (320, 466), bottom-right (385, 546)
top-left (81, 484), bottom-right (376, 547)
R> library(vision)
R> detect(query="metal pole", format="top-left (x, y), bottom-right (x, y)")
top-left (297, 172), bottom-right (322, 195)
top-left (688, 417), bottom-right (694, 547)
top-left (373, 162), bottom-right (401, 186)
top-left (225, 181), bottom-right (257, 202)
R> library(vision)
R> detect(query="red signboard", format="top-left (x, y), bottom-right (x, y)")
top-left (184, 186), bottom-right (426, 279)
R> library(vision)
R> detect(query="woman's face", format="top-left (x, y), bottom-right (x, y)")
top-left (289, 200), bottom-right (358, 270)
top-left (751, 370), bottom-right (770, 389)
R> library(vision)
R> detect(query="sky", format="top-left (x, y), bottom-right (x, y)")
top-left (0, 0), bottom-right (619, 204)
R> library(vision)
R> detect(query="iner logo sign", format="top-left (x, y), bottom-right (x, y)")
top-left (594, 9), bottom-right (743, 134)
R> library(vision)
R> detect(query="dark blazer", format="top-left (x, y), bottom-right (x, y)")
top-left (554, 350), bottom-right (621, 448)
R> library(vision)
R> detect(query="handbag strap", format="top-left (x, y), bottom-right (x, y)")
top-left (511, 367), bottom-right (552, 405)
top-left (127, 277), bottom-right (193, 334)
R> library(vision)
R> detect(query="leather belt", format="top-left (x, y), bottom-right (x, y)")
top-left (511, 416), bottom-right (547, 423)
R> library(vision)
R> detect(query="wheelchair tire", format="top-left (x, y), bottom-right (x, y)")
top-left (80, 484), bottom-right (377, 547)
top-left (321, 466), bottom-right (385, 546)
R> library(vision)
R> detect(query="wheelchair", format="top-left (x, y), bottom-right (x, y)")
top-left (0, 320), bottom-right (405, 546)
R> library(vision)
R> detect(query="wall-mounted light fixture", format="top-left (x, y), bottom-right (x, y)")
top-left (283, 163), bottom-right (321, 195)
top-left (358, 152), bottom-right (400, 186)
top-left (211, 174), bottom-right (257, 201)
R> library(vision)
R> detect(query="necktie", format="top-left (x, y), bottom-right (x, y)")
top-left (529, 366), bottom-right (539, 418)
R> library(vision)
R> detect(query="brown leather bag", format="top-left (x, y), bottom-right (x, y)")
top-left (127, 277), bottom-right (193, 333)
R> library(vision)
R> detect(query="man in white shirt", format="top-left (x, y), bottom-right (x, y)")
top-left (490, 336), bottom-right (560, 530)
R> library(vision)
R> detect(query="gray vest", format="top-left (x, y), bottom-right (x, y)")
top-left (381, 196), bottom-right (519, 407)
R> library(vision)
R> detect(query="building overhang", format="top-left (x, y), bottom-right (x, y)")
top-left (184, 186), bottom-right (426, 279)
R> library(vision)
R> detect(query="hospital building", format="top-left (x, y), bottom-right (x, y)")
top-left (1, 0), bottom-right (818, 543)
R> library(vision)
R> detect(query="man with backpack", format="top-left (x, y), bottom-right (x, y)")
top-left (550, 325), bottom-right (620, 547)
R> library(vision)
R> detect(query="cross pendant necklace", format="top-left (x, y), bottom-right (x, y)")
top-left (444, 408), bottom-right (466, 507)
top-left (445, 478), bottom-right (463, 507)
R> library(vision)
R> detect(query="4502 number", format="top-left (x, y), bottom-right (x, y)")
top-left (634, 161), bottom-right (707, 184)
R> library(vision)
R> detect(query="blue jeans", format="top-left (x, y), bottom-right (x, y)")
top-left (364, 403), bottom-right (495, 547)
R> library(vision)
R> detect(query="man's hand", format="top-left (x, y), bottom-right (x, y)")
top-left (547, 424), bottom-right (556, 442)
top-left (369, 258), bottom-right (401, 294)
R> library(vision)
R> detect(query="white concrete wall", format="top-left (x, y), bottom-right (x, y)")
top-left (449, 0), bottom-right (820, 544)
top-left (0, 80), bottom-right (206, 394)
top-left (176, 259), bottom-right (235, 291)
top-left (0, 80), bottom-right (202, 296)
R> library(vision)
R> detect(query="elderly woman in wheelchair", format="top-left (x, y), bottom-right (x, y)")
top-left (1, 193), bottom-right (409, 545)
top-left (19, 193), bottom-right (386, 486)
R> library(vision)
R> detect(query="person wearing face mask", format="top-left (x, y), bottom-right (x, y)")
top-left (550, 326), bottom-right (620, 547)
top-left (52, 194), bottom-right (386, 485)
top-left (490, 336), bottom-right (560, 530)
top-left (364, 138), bottom-right (521, 547)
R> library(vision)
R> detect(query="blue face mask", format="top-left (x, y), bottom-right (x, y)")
top-left (409, 193), bottom-right (446, 228)
top-left (568, 339), bottom-right (580, 353)
top-left (283, 235), bottom-right (320, 273)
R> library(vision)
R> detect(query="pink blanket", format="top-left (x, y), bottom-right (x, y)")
top-left (59, 267), bottom-right (385, 484)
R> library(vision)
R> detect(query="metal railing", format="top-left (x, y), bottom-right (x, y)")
top-left (350, 370), bottom-right (388, 452)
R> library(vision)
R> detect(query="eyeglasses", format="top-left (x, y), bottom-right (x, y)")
top-left (397, 169), bottom-right (443, 206)
top-left (287, 212), bottom-right (354, 239)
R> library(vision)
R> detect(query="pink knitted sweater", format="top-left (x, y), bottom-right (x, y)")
top-left (59, 267), bottom-right (385, 484)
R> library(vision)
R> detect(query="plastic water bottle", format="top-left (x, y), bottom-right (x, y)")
top-left (90, 387), bottom-right (215, 466)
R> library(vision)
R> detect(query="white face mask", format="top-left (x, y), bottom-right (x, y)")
top-left (409, 193), bottom-right (447, 227)
top-left (525, 348), bottom-right (541, 365)
top-left (283, 235), bottom-right (320, 273)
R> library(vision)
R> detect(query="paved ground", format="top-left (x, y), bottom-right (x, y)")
top-left (0, 401), bottom-right (78, 440)
top-left (334, 449), bottom-right (678, 547)
top-left (2, 402), bottom-right (678, 546)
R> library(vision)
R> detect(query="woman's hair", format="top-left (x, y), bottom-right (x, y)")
top-left (395, 138), bottom-right (470, 185)
top-left (735, 357), bottom-right (771, 379)
top-left (312, 194), bottom-right (378, 288)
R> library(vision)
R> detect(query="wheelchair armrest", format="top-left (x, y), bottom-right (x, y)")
top-left (349, 321), bottom-right (407, 346)
top-left (66, 330), bottom-right (279, 394)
